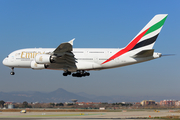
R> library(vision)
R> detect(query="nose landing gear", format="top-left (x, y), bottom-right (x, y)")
top-left (10, 67), bottom-right (15, 75)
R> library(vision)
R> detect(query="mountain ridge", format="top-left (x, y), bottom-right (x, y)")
top-left (0, 88), bottom-right (179, 103)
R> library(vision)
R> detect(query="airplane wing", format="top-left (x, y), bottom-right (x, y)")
top-left (49, 38), bottom-right (77, 71)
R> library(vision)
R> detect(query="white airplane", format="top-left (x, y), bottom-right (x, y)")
top-left (2, 14), bottom-right (168, 77)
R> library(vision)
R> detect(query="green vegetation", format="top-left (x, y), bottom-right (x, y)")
top-left (0, 100), bottom-right (5, 107)
top-left (56, 103), bottom-right (64, 106)
top-left (22, 101), bottom-right (32, 108)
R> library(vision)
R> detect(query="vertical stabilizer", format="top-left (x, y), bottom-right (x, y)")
top-left (101, 14), bottom-right (168, 65)
top-left (126, 14), bottom-right (168, 51)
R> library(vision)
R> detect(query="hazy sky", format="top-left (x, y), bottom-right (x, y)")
top-left (0, 0), bottom-right (180, 98)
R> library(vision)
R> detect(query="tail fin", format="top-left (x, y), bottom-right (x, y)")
top-left (125, 14), bottom-right (168, 51)
top-left (101, 14), bottom-right (168, 65)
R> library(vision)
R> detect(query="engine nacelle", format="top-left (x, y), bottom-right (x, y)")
top-left (35, 54), bottom-right (55, 64)
top-left (31, 61), bottom-right (45, 70)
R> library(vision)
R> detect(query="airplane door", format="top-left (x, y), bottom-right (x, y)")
top-left (10, 55), bottom-right (15, 62)
top-left (84, 51), bottom-right (88, 56)
top-left (94, 57), bottom-right (98, 63)
top-left (115, 58), bottom-right (120, 63)
top-left (106, 51), bottom-right (109, 57)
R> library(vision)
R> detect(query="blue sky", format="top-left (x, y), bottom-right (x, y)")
top-left (0, 0), bottom-right (180, 99)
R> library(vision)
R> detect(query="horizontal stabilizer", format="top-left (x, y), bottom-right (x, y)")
top-left (132, 49), bottom-right (154, 58)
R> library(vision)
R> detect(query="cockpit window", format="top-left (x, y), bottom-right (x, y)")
top-left (7, 56), bottom-right (9, 58)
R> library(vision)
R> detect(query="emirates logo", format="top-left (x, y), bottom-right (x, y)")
top-left (39, 56), bottom-right (43, 62)
top-left (34, 63), bottom-right (37, 67)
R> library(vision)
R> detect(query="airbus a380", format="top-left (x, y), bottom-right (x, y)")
top-left (2, 14), bottom-right (168, 77)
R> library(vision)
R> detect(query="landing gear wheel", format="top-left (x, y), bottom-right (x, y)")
top-left (86, 72), bottom-right (90, 76)
top-left (63, 73), bottom-right (67, 76)
top-left (63, 70), bottom-right (71, 76)
top-left (10, 72), bottom-right (15, 75)
top-left (71, 71), bottom-right (90, 77)
top-left (67, 71), bottom-right (71, 75)
top-left (10, 67), bottom-right (15, 75)
top-left (72, 73), bottom-right (76, 77)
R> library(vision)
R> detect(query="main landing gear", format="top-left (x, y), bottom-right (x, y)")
top-left (72, 70), bottom-right (90, 77)
top-left (10, 67), bottom-right (15, 75)
top-left (72, 71), bottom-right (90, 77)
top-left (63, 70), bottom-right (90, 77)
top-left (63, 71), bottom-right (71, 76)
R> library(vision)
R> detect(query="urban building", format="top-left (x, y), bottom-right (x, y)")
top-left (175, 101), bottom-right (180, 106)
top-left (159, 100), bottom-right (177, 106)
top-left (141, 100), bottom-right (156, 106)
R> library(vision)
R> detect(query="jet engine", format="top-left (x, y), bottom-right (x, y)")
top-left (35, 54), bottom-right (56, 64)
top-left (31, 61), bottom-right (45, 70)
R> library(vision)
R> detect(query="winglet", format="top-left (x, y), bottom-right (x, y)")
top-left (68, 38), bottom-right (75, 45)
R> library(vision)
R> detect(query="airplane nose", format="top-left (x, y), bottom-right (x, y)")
top-left (2, 58), bottom-right (8, 66)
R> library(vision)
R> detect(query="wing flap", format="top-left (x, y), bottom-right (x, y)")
top-left (48, 39), bottom-right (77, 71)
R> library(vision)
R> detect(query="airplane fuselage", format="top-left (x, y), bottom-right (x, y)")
top-left (3, 48), bottom-right (161, 71)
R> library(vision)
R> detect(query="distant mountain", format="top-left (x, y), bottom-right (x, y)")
top-left (0, 88), bottom-right (179, 103)
top-left (76, 92), bottom-right (97, 99)
top-left (0, 88), bottom-right (94, 103)
top-left (75, 92), bottom-right (178, 103)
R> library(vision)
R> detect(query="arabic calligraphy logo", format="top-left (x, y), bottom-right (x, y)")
top-left (39, 56), bottom-right (43, 62)
top-left (34, 63), bottom-right (37, 67)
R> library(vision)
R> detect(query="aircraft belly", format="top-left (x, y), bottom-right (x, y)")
top-left (15, 61), bottom-right (31, 68)
top-left (46, 63), bottom-right (77, 72)
top-left (100, 56), bottom-right (155, 69)
top-left (76, 61), bottom-right (102, 70)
